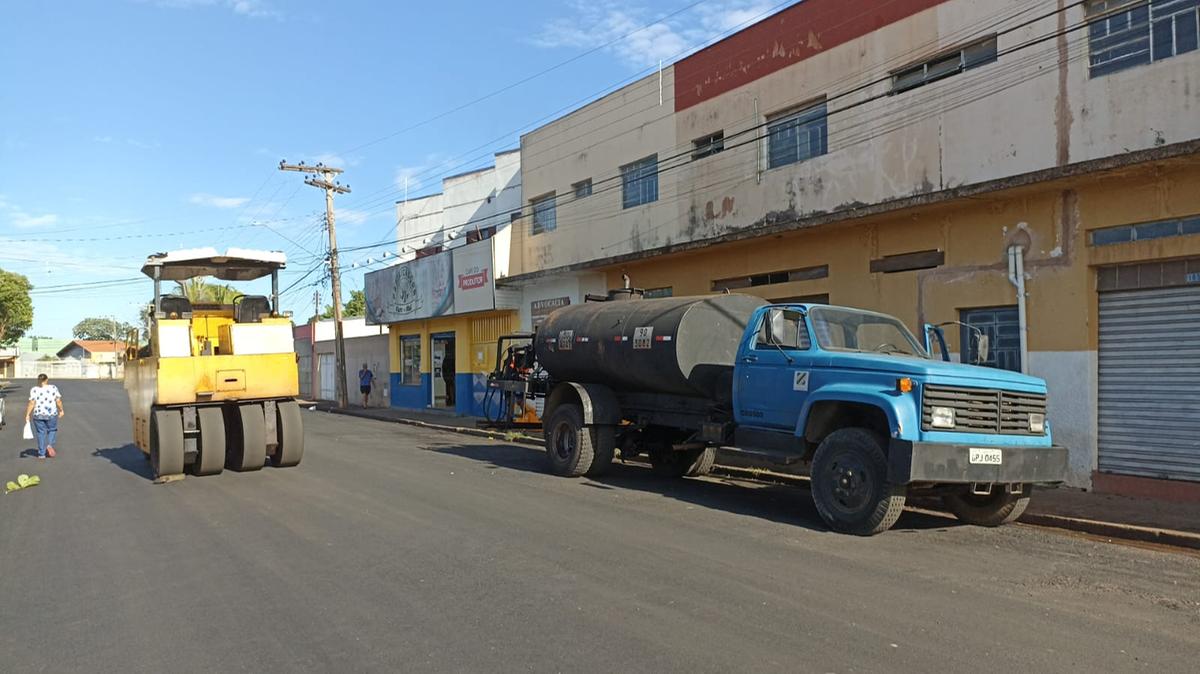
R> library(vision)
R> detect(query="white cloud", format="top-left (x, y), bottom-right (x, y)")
top-left (0, 196), bottom-right (59, 229)
top-left (92, 135), bottom-right (114, 144)
top-left (532, 1), bottom-right (788, 69)
top-left (394, 153), bottom-right (457, 194)
top-left (140, 0), bottom-right (282, 20)
top-left (189, 193), bottom-right (250, 209)
top-left (336, 209), bottom-right (374, 227)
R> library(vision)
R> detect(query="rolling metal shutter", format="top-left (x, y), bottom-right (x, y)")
top-left (1098, 285), bottom-right (1200, 481)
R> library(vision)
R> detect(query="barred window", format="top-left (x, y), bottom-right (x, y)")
top-left (1087, 0), bottom-right (1199, 77)
top-left (621, 155), bottom-right (659, 209)
top-left (892, 37), bottom-right (998, 93)
top-left (767, 102), bottom-right (828, 169)
top-left (531, 193), bottom-right (556, 235)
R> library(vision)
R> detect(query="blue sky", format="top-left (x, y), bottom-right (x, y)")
top-left (1, 0), bottom-right (787, 337)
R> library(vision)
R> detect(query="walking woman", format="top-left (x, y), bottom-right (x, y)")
top-left (25, 374), bottom-right (64, 460)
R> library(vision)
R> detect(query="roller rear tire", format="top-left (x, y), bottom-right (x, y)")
top-left (271, 400), bottom-right (304, 468)
top-left (225, 404), bottom-right (266, 472)
top-left (191, 407), bottom-right (226, 476)
top-left (150, 409), bottom-right (185, 479)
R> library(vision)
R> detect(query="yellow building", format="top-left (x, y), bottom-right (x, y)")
top-left (366, 154), bottom-right (524, 416)
top-left (504, 0), bottom-right (1200, 496)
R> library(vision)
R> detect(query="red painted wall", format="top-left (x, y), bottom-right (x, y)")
top-left (674, 0), bottom-right (950, 112)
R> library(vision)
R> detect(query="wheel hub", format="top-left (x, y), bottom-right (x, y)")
top-left (553, 423), bottom-right (576, 460)
top-left (828, 455), bottom-right (873, 512)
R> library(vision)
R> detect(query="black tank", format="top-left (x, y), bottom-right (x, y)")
top-left (536, 294), bottom-right (766, 401)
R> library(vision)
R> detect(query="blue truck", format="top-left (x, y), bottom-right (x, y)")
top-left (486, 290), bottom-right (1068, 535)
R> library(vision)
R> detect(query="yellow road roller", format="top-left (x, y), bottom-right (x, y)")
top-left (124, 248), bottom-right (304, 479)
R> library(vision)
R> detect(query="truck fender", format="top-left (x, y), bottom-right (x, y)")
top-left (546, 382), bottom-right (621, 426)
top-left (795, 384), bottom-right (918, 442)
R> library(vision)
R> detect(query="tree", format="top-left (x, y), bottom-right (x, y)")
top-left (0, 268), bottom-right (34, 347)
top-left (321, 290), bottom-right (365, 319)
top-left (174, 278), bottom-right (241, 304)
top-left (73, 317), bottom-right (136, 341)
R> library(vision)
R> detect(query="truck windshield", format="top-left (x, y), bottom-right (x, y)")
top-left (810, 307), bottom-right (927, 358)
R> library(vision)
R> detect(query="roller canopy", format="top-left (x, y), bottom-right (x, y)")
top-left (141, 247), bottom-right (287, 281)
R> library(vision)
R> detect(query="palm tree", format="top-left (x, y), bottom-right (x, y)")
top-left (175, 278), bottom-right (212, 303)
top-left (173, 278), bottom-right (241, 305)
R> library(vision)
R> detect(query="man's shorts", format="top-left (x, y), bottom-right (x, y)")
top-left (360, 386), bottom-right (371, 395)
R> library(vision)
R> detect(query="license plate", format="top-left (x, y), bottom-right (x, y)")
top-left (969, 448), bottom-right (1003, 465)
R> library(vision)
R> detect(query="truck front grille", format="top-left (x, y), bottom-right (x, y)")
top-left (921, 384), bottom-right (1047, 436)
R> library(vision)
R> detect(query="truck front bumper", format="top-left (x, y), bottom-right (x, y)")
top-left (887, 440), bottom-right (1068, 485)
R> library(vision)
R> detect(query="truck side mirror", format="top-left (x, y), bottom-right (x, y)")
top-left (925, 324), bottom-right (950, 362)
top-left (974, 333), bottom-right (990, 365)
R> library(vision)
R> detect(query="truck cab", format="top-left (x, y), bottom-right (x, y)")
top-left (733, 304), bottom-right (1065, 533)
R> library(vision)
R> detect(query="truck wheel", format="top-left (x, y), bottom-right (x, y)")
top-left (225, 404), bottom-right (267, 472)
top-left (191, 407), bottom-right (225, 476)
top-left (150, 409), bottom-right (184, 479)
top-left (649, 446), bottom-right (715, 478)
top-left (943, 489), bottom-right (1031, 527)
top-left (271, 400), bottom-right (304, 468)
top-left (810, 428), bottom-right (906, 536)
top-left (584, 426), bottom-right (616, 477)
top-left (545, 404), bottom-right (602, 477)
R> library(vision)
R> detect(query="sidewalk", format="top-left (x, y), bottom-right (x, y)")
top-left (323, 404), bottom-right (1200, 551)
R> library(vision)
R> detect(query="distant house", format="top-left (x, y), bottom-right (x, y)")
top-left (56, 340), bottom-right (127, 363)
top-left (0, 347), bottom-right (16, 378)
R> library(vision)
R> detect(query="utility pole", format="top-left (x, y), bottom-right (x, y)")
top-left (280, 160), bottom-right (352, 408)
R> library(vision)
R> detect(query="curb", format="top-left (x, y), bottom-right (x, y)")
top-left (1017, 513), bottom-right (1200, 551)
top-left (328, 408), bottom-right (1200, 552)
top-left (326, 407), bottom-right (543, 446)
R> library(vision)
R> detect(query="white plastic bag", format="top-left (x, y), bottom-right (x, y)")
top-left (23, 421), bottom-right (34, 441)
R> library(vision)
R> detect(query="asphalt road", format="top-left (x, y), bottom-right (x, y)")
top-left (1, 380), bottom-right (1198, 673)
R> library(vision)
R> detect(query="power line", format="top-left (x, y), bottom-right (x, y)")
top-left (339, 0), bottom-right (1112, 268)
top-left (334, 0), bottom-right (1068, 247)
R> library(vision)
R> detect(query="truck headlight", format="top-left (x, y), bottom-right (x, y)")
top-left (930, 406), bottom-right (956, 429)
top-left (1029, 413), bottom-right (1045, 434)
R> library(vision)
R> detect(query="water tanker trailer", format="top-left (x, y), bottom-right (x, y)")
top-left (486, 289), bottom-right (1068, 535)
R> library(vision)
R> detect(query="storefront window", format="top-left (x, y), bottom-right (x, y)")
top-left (399, 335), bottom-right (421, 386)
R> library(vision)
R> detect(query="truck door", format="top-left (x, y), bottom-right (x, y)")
top-left (736, 308), bottom-right (812, 430)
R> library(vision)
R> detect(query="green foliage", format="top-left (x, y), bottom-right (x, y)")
top-left (0, 268), bottom-right (34, 347)
top-left (72, 317), bottom-right (136, 341)
top-left (321, 290), bottom-right (365, 319)
top-left (173, 278), bottom-right (241, 304)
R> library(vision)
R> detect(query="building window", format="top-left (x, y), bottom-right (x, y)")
top-left (1087, 0), bottom-right (1199, 77)
top-left (621, 155), bottom-right (659, 209)
top-left (531, 193), bottom-right (556, 235)
top-left (692, 131), bottom-right (725, 160)
top-left (770, 293), bottom-right (829, 305)
top-left (466, 226), bottom-right (496, 243)
top-left (415, 245), bottom-right (443, 259)
top-left (399, 334), bottom-right (421, 386)
top-left (869, 250), bottom-right (945, 273)
top-left (573, 179), bottom-right (593, 199)
top-left (1090, 214), bottom-right (1200, 245)
top-left (643, 286), bottom-right (673, 299)
top-left (767, 102), bottom-right (828, 170)
top-left (711, 264), bottom-right (828, 291)
top-left (961, 306), bottom-right (1021, 372)
top-left (892, 37), bottom-right (998, 93)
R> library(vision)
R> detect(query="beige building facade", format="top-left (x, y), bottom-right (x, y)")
top-left (506, 0), bottom-right (1200, 494)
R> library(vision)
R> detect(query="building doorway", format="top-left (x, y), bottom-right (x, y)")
top-left (431, 333), bottom-right (457, 409)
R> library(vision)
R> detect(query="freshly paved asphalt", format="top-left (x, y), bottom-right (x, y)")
top-left (1, 380), bottom-right (1198, 673)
